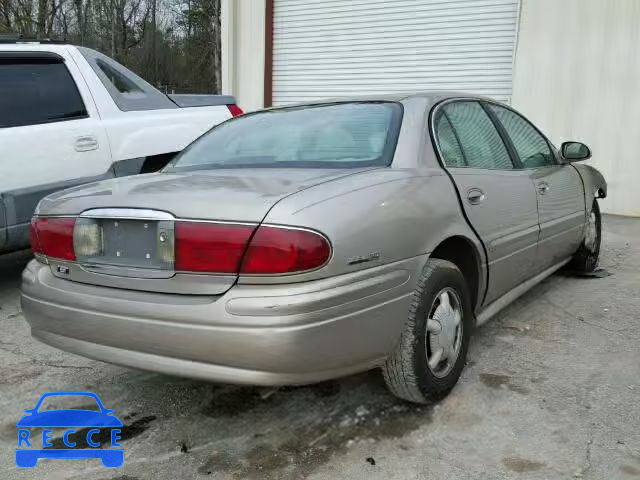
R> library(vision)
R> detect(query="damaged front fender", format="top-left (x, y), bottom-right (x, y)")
top-left (573, 164), bottom-right (607, 202)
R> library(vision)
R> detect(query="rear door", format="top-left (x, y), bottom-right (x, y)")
top-left (434, 100), bottom-right (540, 305)
top-left (0, 50), bottom-right (111, 250)
top-left (486, 104), bottom-right (585, 271)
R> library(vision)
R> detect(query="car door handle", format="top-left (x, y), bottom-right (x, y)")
top-left (467, 188), bottom-right (486, 205)
top-left (537, 182), bottom-right (550, 195)
top-left (75, 136), bottom-right (99, 152)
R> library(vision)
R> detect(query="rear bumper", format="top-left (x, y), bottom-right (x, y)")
top-left (21, 257), bottom-right (423, 385)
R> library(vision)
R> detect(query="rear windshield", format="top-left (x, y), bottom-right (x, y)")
top-left (168, 102), bottom-right (403, 170)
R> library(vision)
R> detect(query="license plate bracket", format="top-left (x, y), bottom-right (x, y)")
top-left (77, 219), bottom-right (175, 271)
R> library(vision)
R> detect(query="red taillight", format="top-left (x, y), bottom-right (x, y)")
top-left (227, 104), bottom-right (244, 117)
top-left (31, 217), bottom-right (76, 260)
top-left (31, 215), bottom-right (331, 275)
top-left (240, 226), bottom-right (331, 274)
top-left (173, 222), bottom-right (331, 275)
top-left (175, 222), bottom-right (254, 273)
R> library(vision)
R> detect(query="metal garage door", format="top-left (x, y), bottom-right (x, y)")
top-left (272, 0), bottom-right (520, 105)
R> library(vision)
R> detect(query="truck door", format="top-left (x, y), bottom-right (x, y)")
top-left (0, 50), bottom-right (111, 249)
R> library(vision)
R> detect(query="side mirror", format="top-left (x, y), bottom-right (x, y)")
top-left (561, 141), bottom-right (591, 162)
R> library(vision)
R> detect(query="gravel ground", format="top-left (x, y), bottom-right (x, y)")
top-left (1, 214), bottom-right (638, 480)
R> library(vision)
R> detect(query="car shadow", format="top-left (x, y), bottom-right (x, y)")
top-left (88, 369), bottom-right (432, 480)
top-left (0, 249), bottom-right (32, 291)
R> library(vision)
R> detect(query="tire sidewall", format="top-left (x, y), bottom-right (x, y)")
top-left (588, 199), bottom-right (602, 257)
top-left (583, 199), bottom-right (602, 271)
top-left (413, 263), bottom-right (473, 398)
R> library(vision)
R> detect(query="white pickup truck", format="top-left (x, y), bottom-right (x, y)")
top-left (0, 41), bottom-right (241, 253)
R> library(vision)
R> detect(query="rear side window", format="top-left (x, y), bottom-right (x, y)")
top-left (0, 59), bottom-right (87, 128)
top-left (435, 114), bottom-right (466, 167)
top-left (488, 104), bottom-right (555, 168)
top-left (440, 101), bottom-right (513, 170)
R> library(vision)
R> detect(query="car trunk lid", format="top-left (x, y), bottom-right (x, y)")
top-left (38, 168), bottom-right (373, 294)
top-left (40, 168), bottom-right (363, 220)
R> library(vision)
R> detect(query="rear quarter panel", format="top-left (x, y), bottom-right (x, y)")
top-left (247, 168), bottom-right (485, 288)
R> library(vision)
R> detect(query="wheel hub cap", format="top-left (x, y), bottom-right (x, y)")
top-left (426, 288), bottom-right (463, 378)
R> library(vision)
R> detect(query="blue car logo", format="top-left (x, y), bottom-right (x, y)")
top-left (16, 391), bottom-right (123, 468)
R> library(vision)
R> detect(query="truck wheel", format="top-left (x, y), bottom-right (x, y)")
top-left (382, 259), bottom-right (472, 404)
top-left (571, 199), bottom-right (601, 273)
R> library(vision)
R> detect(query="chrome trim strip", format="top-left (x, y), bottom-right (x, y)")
top-left (40, 210), bottom-right (259, 227)
top-left (177, 218), bottom-right (258, 227)
top-left (36, 212), bottom-right (328, 236)
top-left (79, 208), bottom-right (176, 221)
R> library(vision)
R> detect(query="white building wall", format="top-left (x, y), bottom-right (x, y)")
top-left (271, 0), bottom-right (520, 106)
top-left (223, 0), bottom-right (639, 216)
top-left (511, 0), bottom-right (640, 216)
top-left (221, 0), bottom-right (266, 112)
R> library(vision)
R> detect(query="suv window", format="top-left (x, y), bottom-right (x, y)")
top-left (77, 47), bottom-right (176, 111)
top-left (441, 101), bottom-right (513, 170)
top-left (488, 104), bottom-right (555, 168)
top-left (0, 60), bottom-right (87, 128)
top-left (96, 59), bottom-right (142, 95)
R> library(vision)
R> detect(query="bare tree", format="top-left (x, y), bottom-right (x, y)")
top-left (36, 0), bottom-right (46, 37)
top-left (1, 0), bottom-right (222, 94)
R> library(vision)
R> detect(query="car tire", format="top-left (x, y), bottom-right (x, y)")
top-left (382, 258), bottom-right (472, 404)
top-left (570, 199), bottom-right (601, 273)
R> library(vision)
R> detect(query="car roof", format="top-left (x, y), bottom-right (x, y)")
top-left (0, 42), bottom-right (74, 55)
top-left (263, 91), bottom-right (499, 110)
